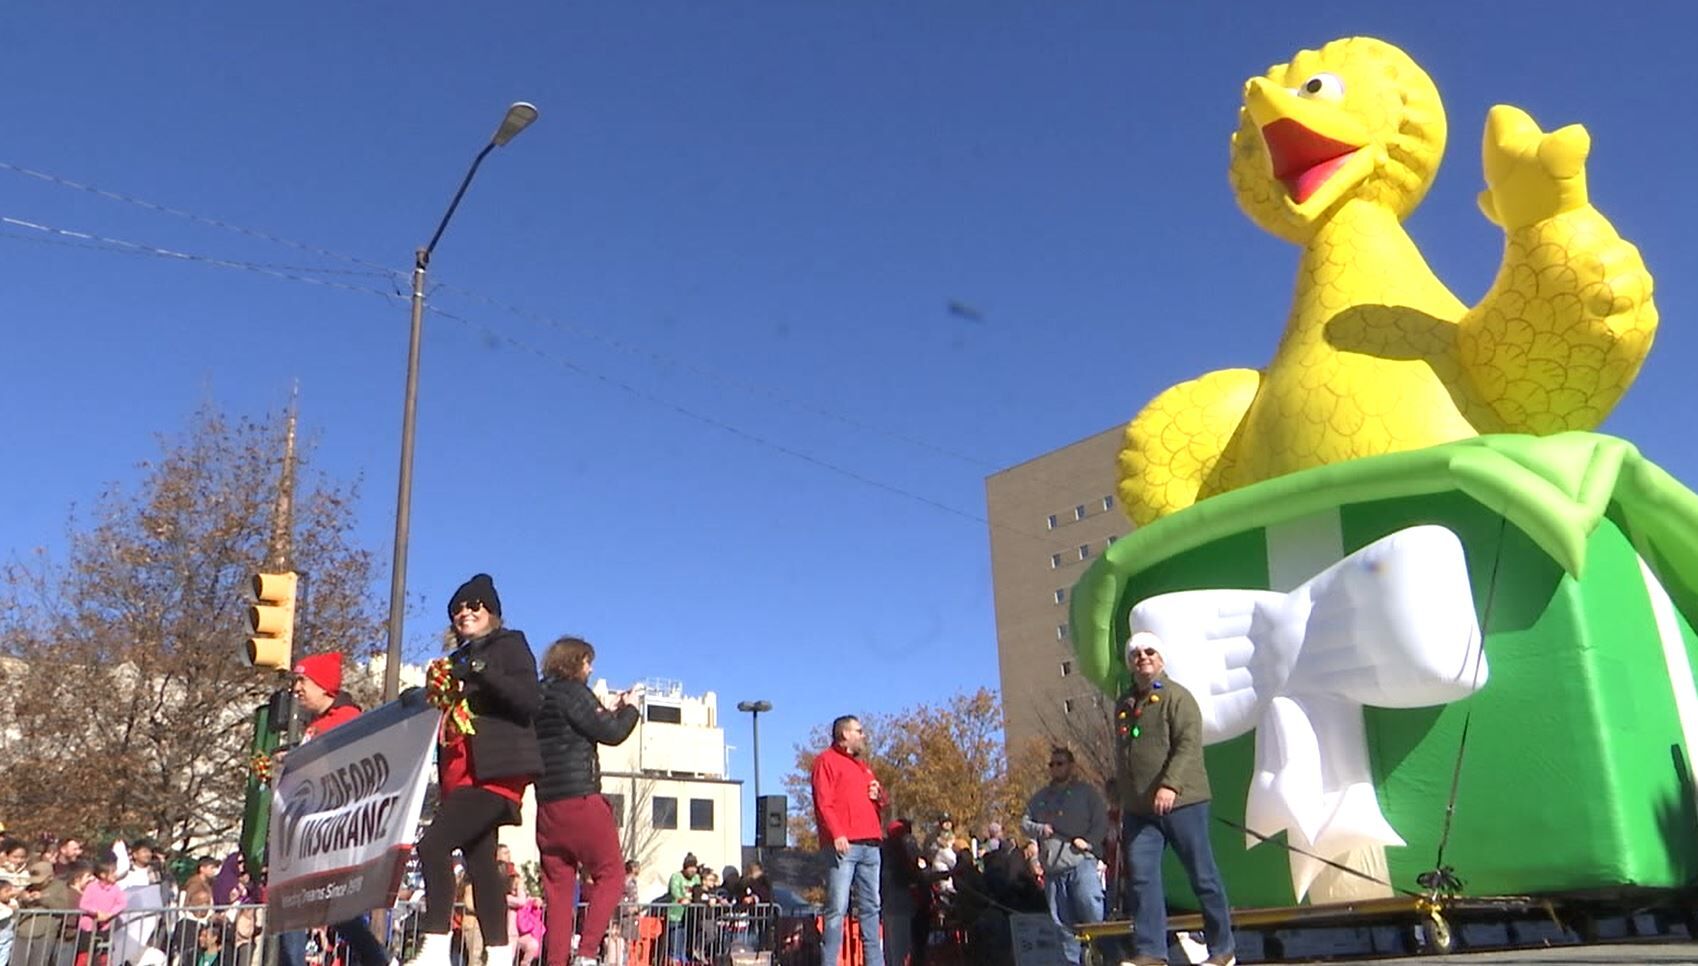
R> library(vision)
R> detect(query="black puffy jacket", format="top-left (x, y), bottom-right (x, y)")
top-left (535, 675), bottom-right (640, 801)
top-left (446, 627), bottom-right (543, 781)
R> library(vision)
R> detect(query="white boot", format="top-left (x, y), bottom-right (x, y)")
top-left (403, 932), bottom-right (452, 966)
top-left (483, 945), bottom-right (515, 966)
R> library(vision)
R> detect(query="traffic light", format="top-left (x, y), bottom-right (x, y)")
top-left (246, 571), bottom-right (299, 670)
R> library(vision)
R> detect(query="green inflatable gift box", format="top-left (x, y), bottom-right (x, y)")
top-left (1070, 432), bottom-right (1698, 908)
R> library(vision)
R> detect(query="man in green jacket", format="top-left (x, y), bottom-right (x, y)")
top-left (12, 861), bottom-right (76, 966)
top-left (1116, 631), bottom-right (1236, 966)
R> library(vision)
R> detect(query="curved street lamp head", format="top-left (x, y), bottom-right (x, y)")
top-left (492, 102), bottom-right (539, 147)
top-left (737, 700), bottom-right (773, 713)
top-left (385, 99), bottom-right (543, 698)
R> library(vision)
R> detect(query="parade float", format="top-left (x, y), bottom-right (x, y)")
top-left (1069, 35), bottom-right (1698, 955)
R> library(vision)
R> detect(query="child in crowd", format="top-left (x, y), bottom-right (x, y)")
top-left (505, 876), bottom-right (543, 966)
top-left (0, 879), bottom-right (19, 966)
top-left (76, 859), bottom-right (126, 966)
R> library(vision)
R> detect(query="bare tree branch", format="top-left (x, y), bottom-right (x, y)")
top-left (0, 404), bottom-right (382, 855)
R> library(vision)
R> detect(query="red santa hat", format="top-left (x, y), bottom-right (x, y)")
top-left (293, 652), bottom-right (342, 695)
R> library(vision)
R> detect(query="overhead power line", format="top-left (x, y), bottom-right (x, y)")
top-left (432, 282), bottom-right (1007, 474)
top-left (0, 160), bottom-right (402, 278)
top-left (0, 215), bottom-right (403, 301)
top-left (2, 162), bottom-right (1104, 538)
top-left (1, 207), bottom-right (1029, 535)
top-left (3, 159), bottom-right (1061, 482)
top-left (429, 283), bottom-right (1110, 504)
top-left (4, 155), bottom-right (997, 475)
top-left (426, 303), bottom-right (1018, 532)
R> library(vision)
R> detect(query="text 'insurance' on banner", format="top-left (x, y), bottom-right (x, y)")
top-left (266, 700), bottom-right (438, 932)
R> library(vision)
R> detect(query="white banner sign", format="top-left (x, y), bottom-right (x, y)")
top-left (266, 700), bottom-right (439, 932)
top-left (110, 883), bottom-right (164, 966)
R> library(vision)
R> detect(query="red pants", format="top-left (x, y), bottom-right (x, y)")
top-left (537, 793), bottom-right (625, 965)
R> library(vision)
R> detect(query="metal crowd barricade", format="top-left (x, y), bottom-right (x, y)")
top-left (5, 903), bottom-right (268, 966)
top-left (388, 898), bottom-right (482, 966)
top-left (390, 899), bottom-right (801, 966)
top-left (2, 901), bottom-right (432, 966)
top-left (549, 901), bottom-right (803, 966)
top-left (0, 897), bottom-right (840, 966)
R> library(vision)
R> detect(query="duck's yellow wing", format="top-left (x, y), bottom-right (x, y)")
top-left (1118, 368), bottom-right (1261, 525)
top-left (1459, 105), bottom-right (1657, 433)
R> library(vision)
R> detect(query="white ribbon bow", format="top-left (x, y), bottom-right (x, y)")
top-left (1129, 524), bottom-right (1487, 900)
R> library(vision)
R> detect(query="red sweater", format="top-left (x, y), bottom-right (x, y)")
top-left (438, 731), bottom-right (528, 803)
top-left (811, 745), bottom-right (886, 843)
top-left (305, 700), bottom-right (361, 738)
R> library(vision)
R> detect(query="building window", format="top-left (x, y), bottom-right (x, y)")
top-left (1063, 698), bottom-right (1076, 714)
top-left (690, 799), bottom-right (715, 831)
top-left (1046, 513), bottom-right (1058, 530)
top-left (1061, 660), bottom-right (1074, 677)
top-left (605, 793), bottom-right (625, 827)
top-left (1056, 623), bottom-right (1068, 640)
top-left (1078, 544), bottom-right (1090, 560)
top-left (1106, 535), bottom-right (1118, 546)
top-left (647, 704), bottom-right (683, 724)
top-left (1074, 504), bottom-right (1086, 521)
top-left (1102, 495), bottom-right (1115, 511)
top-left (1053, 588), bottom-right (1066, 604)
top-left (1050, 553), bottom-right (1062, 569)
top-left (653, 797), bottom-right (678, 830)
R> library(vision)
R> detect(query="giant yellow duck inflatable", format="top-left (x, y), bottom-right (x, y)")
top-left (1119, 37), bottom-right (1658, 525)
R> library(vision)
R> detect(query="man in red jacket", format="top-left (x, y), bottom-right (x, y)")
top-left (293, 652), bottom-right (361, 737)
top-left (278, 653), bottom-right (391, 966)
top-left (811, 715), bottom-right (887, 966)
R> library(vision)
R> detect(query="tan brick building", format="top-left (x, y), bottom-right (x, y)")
top-left (985, 425), bottom-right (1132, 770)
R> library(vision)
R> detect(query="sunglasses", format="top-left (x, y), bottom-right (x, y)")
top-left (1130, 647), bottom-right (1160, 658)
top-left (453, 600), bottom-right (487, 615)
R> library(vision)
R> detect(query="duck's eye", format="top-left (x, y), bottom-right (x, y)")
top-left (1297, 73), bottom-right (1345, 101)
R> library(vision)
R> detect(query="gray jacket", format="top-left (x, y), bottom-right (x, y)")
top-left (1020, 779), bottom-right (1108, 875)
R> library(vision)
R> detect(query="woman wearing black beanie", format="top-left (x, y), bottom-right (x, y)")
top-left (405, 573), bottom-right (541, 966)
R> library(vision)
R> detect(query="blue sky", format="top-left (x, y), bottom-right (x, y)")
top-left (5, 1), bottom-right (1696, 845)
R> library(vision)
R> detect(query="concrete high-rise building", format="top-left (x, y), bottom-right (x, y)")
top-left (986, 425), bottom-right (1132, 764)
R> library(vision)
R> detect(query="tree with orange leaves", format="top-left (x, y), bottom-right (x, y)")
top-left (782, 688), bottom-right (1047, 852)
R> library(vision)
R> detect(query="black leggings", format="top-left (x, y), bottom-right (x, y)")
top-left (417, 787), bottom-right (514, 944)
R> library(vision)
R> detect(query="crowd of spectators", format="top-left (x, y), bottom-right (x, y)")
top-left (0, 829), bottom-right (266, 966)
top-left (0, 821), bottom-right (1077, 966)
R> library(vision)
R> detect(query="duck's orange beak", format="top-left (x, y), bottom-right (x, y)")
top-left (1244, 77), bottom-right (1369, 204)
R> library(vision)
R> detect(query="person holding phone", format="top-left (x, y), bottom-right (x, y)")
top-left (810, 715), bottom-right (887, 966)
top-left (533, 636), bottom-right (639, 966)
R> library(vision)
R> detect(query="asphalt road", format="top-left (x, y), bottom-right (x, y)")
top-left (1353, 940), bottom-right (1698, 963)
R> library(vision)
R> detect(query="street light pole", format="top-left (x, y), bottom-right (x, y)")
top-left (737, 699), bottom-right (772, 855)
top-left (736, 700), bottom-right (772, 800)
top-left (383, 102), bottom-right (539, 701)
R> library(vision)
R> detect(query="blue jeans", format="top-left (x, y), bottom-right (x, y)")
top-left (1125, 803), bottom-right (1234, 961)
top-left (1044, 857), bottom-right (1104, 965)
top-left (279, 918), bottom-right (390, 966)
top-left (279, 928), bottom-right (307, 966)
top-left (822, 844), bottom-right (883, 966)
top-left (666, 919), bottom-right (687, 964)
top-left (339, 916), bottom-right (393, 966)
